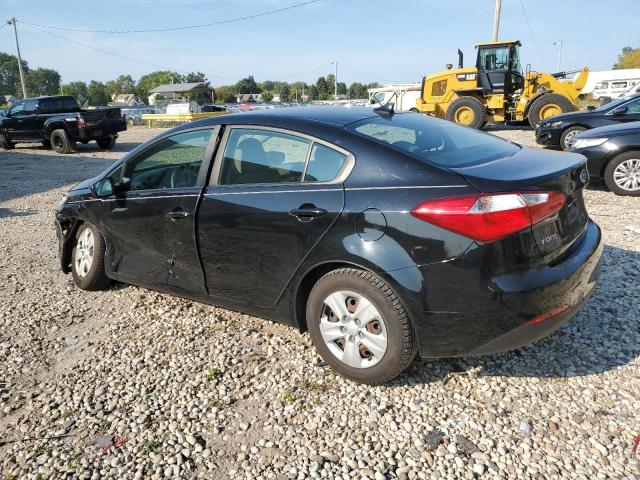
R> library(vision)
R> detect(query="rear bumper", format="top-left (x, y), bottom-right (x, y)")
top-left (535, 126), bottom-right (562, 148)
top-left (390, 219), bottom-right (602, 358)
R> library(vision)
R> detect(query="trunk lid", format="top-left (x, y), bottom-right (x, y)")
top-left (450, 147), bottom-right (590, 263)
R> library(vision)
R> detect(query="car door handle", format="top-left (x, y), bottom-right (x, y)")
top-left (166, 209), bottom-right (189, 221)
top-left (289, 204), bottom-right (327, 219)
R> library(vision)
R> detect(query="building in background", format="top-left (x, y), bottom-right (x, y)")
top-left (148, 82), bottom-right (213, 106)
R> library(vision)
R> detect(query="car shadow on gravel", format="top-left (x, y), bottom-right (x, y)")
top-left (0, 207), bottom-right (37, 218)
top-left (394, 244), bottom-right (639, 386)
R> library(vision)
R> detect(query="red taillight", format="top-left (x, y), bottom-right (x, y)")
top-left (411, 191), bottom-right (565, 242)
top-left (77, 115), bottom-right (86, 128)
top-left (526, 304), bottom-right (569, 325)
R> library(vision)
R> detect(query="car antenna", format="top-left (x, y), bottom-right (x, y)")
top-left (374, 101), bottom-right (395, 117)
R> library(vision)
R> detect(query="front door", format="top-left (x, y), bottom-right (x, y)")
top-left (98, 127), bottom-right (217, 294)
top-left (197, 127), bottom-right (351, 309)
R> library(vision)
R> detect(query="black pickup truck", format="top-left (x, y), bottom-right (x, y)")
top-left (0, 95), bottom-right (127, 154)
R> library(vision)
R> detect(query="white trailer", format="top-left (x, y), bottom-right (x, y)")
top-left (577, 69), bottom-right (640, 99)
top-left (367, 84), bottom-right (422, 112)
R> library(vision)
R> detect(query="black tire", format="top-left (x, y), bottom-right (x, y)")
top-left (50, 129), bottom-right (75, 154)
top-left (604, 151), bottom-right (640, 196)
top-left (306, 268), bottom-right (417, 384)
top-left (409, 108), bottom-right (419, 113)
top-left (445, 96), bottom-right (486, 129)
top-left (560, 126), bottom-right (587, 150)
top-left (96, 136), bottom-right (116, 150)
top-left (0, 132), bottom-right (14, 150)
top-left (71, 222), bottom-right (112, 291)
top-left (527, 93), bottom-right (574, 128)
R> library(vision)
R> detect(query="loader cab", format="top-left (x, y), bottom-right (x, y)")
top-left (475, 41), bottom-right (524, 95)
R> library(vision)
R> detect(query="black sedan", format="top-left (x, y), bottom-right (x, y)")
top-left (55, 107), bottom-right (602, 384)
top-left (570, 121), bottom-right (640, 196)
top-left (536, 93), bottom-right (640, 150)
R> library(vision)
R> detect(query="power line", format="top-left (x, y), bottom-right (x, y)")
top-left (24, 23), bottom-right (235, 79)
top-left (518, 0), bottom-right (550, 57)
top-left (18, 0), bottom-right (319, 34)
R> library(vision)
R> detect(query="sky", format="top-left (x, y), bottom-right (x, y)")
top-left (1, 0), bottom-right (639, 87)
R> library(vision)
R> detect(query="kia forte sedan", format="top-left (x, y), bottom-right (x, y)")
top-left (56, 107), bottom-right (602, 384)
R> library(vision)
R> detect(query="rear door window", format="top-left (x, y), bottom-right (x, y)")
top-left (219, 129), bottom-right (311, 185)
top-left (304, 144), bottom-right (348, 182)
top-left (348, 113), bottom-right (519, 167)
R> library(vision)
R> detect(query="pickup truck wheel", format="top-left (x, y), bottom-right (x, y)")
top-left (71, 222), bottom-right (112, 291)
top-left (96, 136), bottom-right (116, 150)
top-left (0, 132), bottom-right (15, 150)
top-left (50, 129), bottom-right (75, 154)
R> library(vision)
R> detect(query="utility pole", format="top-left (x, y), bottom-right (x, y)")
top-left (553, 41), bottom-right (563, 72)
top-left (8, 18), bottom-right (28, 99)
top-left (331, 61), bottom-right (338, 103)
top-left (491, 0), bottom-right (501, 42)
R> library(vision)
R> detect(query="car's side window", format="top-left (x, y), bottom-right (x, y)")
top-left (304, 144), bottom-right (348, 182)
top-left (9, 103), bottom-right (25, 116)
top-left (23, 100), bottom-right (37, 114)
top-left (219, 129), bottom-right (311, 185)
top-left (123, 129), bottom-right (212, 192)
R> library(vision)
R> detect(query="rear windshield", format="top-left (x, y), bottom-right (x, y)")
top-left (348, 113), bottom-right (519, 167)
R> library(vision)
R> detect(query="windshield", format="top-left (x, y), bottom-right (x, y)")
top-left (348, 114), bottom-right (520, 168)
top-left (594, 94), bottom-right (640, 112)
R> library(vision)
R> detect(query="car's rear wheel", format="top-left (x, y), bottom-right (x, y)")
top-left (71, 223), bottom-right (112, 290)
top-left (604, 151), bottom-right (640, 196)
top-left (0, 132), bottom-right (14, 150)
top-left (307, 268), bottom-right (417, 384)
top-left (96, 136), bottom-right (116, 149)
top-left (50, 129), bottom-right (75, 154)
top-left (560, 126), bottom-right (586, 150)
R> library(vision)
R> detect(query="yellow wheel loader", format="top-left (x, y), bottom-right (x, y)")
top-left (415, 40), bottom-right (589, 128)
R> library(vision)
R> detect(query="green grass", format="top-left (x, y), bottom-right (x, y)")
top-left (205, 368), bottom-right (221, 381)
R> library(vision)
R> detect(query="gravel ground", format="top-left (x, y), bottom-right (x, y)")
top-left (0, 126), bottom-right (639, 480)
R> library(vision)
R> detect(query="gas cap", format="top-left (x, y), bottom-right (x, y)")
top-left (356, 208), bottom-right (387, 242)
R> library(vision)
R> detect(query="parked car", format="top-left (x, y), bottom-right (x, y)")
top-left (598, 82), bottom-right (640, 106)
top-left (122, 107), bottom-right (155, 127)
top-left (55, 107), bottom-right (602, 383)
top-left (535, 93), bottom-right (640, 150)
top-left (0, 96), bottom-right (127, 154)
top-left (569, 121), bottom-right (640, 196)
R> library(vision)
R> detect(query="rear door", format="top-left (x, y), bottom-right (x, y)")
top-left (98, 127), bottom-right (218, 293)
top-left (197, 126), bottom-right (352, 308)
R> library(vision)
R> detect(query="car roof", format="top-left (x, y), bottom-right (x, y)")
top-left (174, 106), bottom-right (381, 133)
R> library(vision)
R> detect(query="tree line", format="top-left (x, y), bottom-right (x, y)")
top-left (1, 51), bottom-right (380, 106)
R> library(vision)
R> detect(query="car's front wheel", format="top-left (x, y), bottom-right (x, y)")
top-left (307, 268), bottom-right (417, 384)
top-left (560, 126), bottom-right (586, 150)
top-left (604, 151), bottom-right (640, 196)
top-left (71, 223), bottom-right (112, 290)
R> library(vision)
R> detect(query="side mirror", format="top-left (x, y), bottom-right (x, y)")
top-left (90, 178), bottom-right (114, 197)
top-left (611, 106), bottom-right (628, 115)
